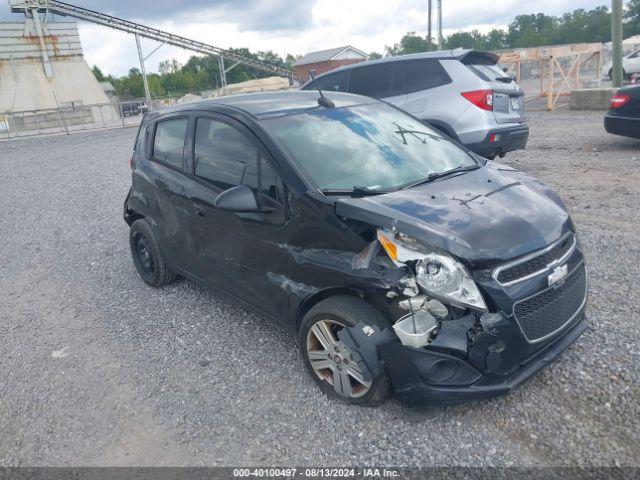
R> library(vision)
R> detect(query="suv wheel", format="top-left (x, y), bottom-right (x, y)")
top-left (299, 296), bottom-right (391, 406)
top-left (129, 219), bottom-right (176, 287)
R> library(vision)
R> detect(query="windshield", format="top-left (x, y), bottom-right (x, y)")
top-left (261, 103), bottom-right (477, 191)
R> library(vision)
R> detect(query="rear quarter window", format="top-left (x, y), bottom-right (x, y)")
top-left (395, 59), bottom-right (452, 94)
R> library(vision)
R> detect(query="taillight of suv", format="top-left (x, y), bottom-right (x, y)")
top-left (461, 89), bottom-right (493, 111)
top-left (610, 94), bottom-right (630, 109)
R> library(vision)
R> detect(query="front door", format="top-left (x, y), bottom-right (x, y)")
top-left (184, 115), bottom-right (289, 319)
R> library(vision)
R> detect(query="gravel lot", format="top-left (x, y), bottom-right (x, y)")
top-left (1, 110), bottom-right (639, 467)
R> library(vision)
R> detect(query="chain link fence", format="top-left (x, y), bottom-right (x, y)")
top-left (0, 98), bottom-right (178, 140)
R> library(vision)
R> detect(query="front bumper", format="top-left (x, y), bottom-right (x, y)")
top-left (377, 240), bottom-right (587, 405)
top-left (380, 312), bottom-right (587, 405)
top-left (465, 124), bottom-right (529, 158)
top-left (604, 114), bottom-right (640, 139)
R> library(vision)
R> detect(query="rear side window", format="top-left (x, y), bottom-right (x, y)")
top-left (313, 70), bottom-right (350, 92)
top-left (153, 118), bottom-right (188, 170)
top-left (349, 63), bottom-right (394, 98)
top-left (394, 60), bottom-right (452, 95)
top-left (194, 118), bottom-right (280, 200)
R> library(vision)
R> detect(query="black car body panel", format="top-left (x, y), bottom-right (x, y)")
top-left (334, 162), bottom-right (570, 266)
top-left (604, 84), bottom-right (640, 139)
top-left (124, 91), bottom-right (587, 405)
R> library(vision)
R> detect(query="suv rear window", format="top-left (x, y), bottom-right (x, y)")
top-left (153, 118), bottom-right (188, 170)
top-left (349, 63), bottom-right (394, 98)
top-left (467, 64), bottom-right (510, 82)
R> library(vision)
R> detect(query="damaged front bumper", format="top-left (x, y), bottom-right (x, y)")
top-left (378, 312), bottom-right (587, 405)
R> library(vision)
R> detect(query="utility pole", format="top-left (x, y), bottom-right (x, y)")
top-left (611, 0), bottom-right (624, 88)
top-left (135, 34), bottom-right (151, 106)
top-left (427, 0), bottom-right (432, 51)
top-left (437, 0), bottom-right (443, 50)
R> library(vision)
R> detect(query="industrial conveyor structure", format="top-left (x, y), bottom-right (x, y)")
top-left (8, 0), bottom-right (295, 102)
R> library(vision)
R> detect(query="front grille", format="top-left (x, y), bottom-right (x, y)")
top-left (496, 233), bottom-right (575, 284)
top-left (514, 264), bottom-right (587, 342)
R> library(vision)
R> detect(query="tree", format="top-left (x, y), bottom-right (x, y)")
top-left (158, 59), bottom-right (182, 75)
top-left (385, 32), bottom-right (429, 56)
top-left (485, 29), bottom-right (508, 51)
top-left (445, 31), bottom-right (476, 49)
top-left (368, 51), bottom-right (383, 60)
top-left (92, 65), bottom-right (106, 82)
top-left (625, 0), bottom-right (640, 35)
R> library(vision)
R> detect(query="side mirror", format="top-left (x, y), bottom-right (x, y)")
top-left (214, 185), bottom-right (259, 212)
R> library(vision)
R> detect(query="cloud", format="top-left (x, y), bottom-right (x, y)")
top-left (1, 0), bottom-right (315, 31)
top-left (0, 0), bottom-right (629, 76)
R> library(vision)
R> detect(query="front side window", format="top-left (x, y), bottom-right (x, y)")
top-left (348, 63), bottom-right (394, 98)
top-left (313, 70), bottom-right (350, 92)
top-left (153, 118), bottom-right (188, 169)
top-left (262, 102), bottom-right (476, 192)
top-left (194, 118), bottom-right (280, 199)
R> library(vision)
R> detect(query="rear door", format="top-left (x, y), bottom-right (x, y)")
top-left (392, 59), bottom-right (453, 116)
top-left (465, 61), bottom-right (525, 124)
top-left (146, 115), bottom-right (193, 268)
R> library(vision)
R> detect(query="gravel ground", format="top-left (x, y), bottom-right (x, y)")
top-left (0, 110), bottom-right (639, 467)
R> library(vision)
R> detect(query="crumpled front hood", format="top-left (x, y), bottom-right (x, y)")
top-left (335, 163), bottom-right (572, 265)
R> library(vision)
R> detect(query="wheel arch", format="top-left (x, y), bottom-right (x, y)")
top-left (124, 208), bottom-right (145, 226)
top-left (295, 287), bottom-right (363, 332)
top-left (423, 119), bottom-right (460, 142)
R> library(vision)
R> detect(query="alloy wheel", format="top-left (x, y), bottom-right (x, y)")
top-left (306, 319), bottom-right (372, 399)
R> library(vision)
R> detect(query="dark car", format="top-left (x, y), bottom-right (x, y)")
top-left (121, 101), bottom-right (148, 117)
top-left (124, 91), bottom-right (587, 406)
top-left (604, 85), bottom-right (640, 139)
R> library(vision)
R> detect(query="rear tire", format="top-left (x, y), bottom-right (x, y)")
top-left (609, 68), bottom-right (628, 81)
top-left (298, 295), bottom-right (391, 406)
top-left (129, 219), bottom-right (176, 287)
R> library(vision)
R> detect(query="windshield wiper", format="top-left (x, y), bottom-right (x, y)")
top-left (322, 186), bottom-right (394, 197)
top-left (495, 76), bottom-right (514, 83)
top-left (400, 164), bottom-right (481, 190)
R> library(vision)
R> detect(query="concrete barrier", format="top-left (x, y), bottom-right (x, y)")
top-left (570, 88), bottom-right (617, 110)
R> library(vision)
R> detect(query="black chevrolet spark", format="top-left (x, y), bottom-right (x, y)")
top-left (124, 90), bottom-right (587, 406)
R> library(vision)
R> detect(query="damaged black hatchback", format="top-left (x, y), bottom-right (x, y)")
top-left (124, 91), bottom-right (587, 406)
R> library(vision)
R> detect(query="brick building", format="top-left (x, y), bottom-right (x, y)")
top-left (294, 46), bottom-right (368, 83)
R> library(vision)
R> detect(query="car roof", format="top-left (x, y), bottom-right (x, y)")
top-left (151, 90), bottom-right (375, 120)
top-left (300, 49), bottom-right (499, 87)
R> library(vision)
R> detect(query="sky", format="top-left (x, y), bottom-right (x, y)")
top-left (0, 0), bottom-right (616, 76)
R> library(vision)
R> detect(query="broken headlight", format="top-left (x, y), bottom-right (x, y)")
top-left (378, 229), bottom-right (487, 312)
top-left (415, 253), bottom-right (487, 311)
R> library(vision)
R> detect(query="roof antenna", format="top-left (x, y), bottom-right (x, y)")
top-left (308, 69), bottom-right (335, 108)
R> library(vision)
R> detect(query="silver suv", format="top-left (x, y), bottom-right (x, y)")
top-left (301, 50), bottom-right (529, 159)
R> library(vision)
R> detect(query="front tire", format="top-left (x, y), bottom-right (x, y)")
top-left (129, 219), bottom-right (176, 287)
top-left (299, 296), bottom-right (391, 406)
